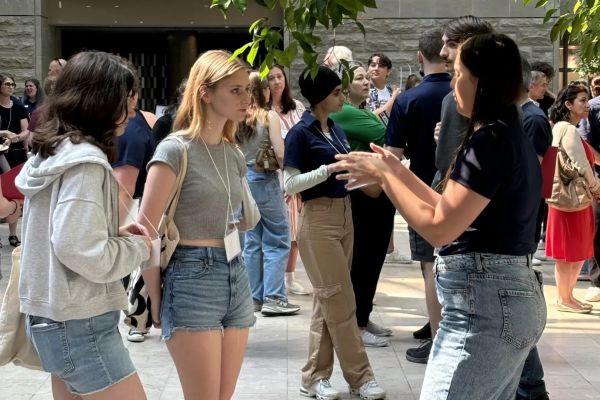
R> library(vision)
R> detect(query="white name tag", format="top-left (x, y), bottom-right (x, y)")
top-left (224, 228), bottom-right (242, 262)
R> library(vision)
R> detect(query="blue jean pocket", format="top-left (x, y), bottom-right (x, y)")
top-left (28, 317), bottom-right (75, 377)
top-left (171, 258), bottom-right (212, 280)
top-left (499, 289), bottom-right (541, 349)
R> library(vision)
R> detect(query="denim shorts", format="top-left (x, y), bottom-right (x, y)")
top-left (420, 253), bottom-right (546, 400)
top-left (26, 311), bottom-right (136, 395)
top-left (408, 226), bottom-right (435, 262)
top-left (160, 245), bottom-right (256, 340)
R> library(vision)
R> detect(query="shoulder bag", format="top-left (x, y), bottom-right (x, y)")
top-left (124, 136), bottom-right (188, 330)
top-left (0, 246), bottom-right (42, 370)
top-left (546, 122), bottom-right (593, 212)
top-left (255, 139), bottom-right (279, 172)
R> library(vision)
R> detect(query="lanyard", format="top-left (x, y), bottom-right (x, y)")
top-left (314, 126), bottom-right (349, 155)
top-left (199, 137), bottom-right (235, 235)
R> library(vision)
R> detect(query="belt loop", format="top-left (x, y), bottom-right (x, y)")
top-left (206, 247), bottom-right (214, 266)
top-left (474, 253), bottom-right (483, 272)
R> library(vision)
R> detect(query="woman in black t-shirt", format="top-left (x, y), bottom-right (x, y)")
top-left (334, 34), bottom-right (546, 400)
top-left (0, 72), bottom-right (29, 247)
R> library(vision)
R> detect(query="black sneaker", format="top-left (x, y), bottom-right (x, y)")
top-left (413, 322), bottom-right (431, 340)
top-left (406, 339), bottom-right (432, 364)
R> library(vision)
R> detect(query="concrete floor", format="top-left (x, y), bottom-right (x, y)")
top-left (0, 216), bottom-right (599, 399)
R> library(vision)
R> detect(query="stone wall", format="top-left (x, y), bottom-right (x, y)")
top-left (288, 17), bottom-right (557, 98)
top-left (0, 16), bottom-right (37, 90)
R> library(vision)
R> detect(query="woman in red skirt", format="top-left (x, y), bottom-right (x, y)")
top-left (546, 81), bottom-right (600, 313)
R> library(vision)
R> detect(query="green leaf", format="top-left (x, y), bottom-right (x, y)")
top-left (248, 18), bottom-right (264, 34)
top-left (587, 0), bottom-right (597, 8)
top-left (550, 23), bottom-right (562, 41)
top-left (574, 0), bottom-right (582, 12)
top-left (247, 42), bottom-right (260, 66)
top-left (232, 0), bottom-right (247, 12)
top-left (543, 8), bottom-right (557, 23)
top-left (230, 42), bottom-right (252, 60)
top-left (523, 0), bottom-right (532, 6)
top-left (259, 61), bottom-right (270, 79)
top-left (359, 0), bottom-right (377, 8)
top-left (571, 14), bottom-right (583, 35)
top-left (535, 0), bottom-right (548, 7)
top-left (355, 20), bottom-right (366, 37)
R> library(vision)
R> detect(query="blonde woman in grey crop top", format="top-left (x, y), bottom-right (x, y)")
top-left (137, 50), bottom-right (256, 400)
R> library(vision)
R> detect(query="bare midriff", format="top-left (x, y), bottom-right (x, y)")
top-left (179, 238), bottom-right (225, 248)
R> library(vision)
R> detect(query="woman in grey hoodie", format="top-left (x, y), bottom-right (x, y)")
top-left (16, 51), bottom-right (152, 399)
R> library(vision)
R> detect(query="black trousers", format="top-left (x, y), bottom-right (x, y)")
top-left (349, 189), bottom-right (396, 327)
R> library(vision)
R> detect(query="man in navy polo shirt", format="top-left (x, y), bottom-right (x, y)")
top-left (385, 27), bottom-right (451, 364)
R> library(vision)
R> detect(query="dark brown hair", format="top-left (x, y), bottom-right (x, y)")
top-left (267, 65), bottom-right (297, 114)
top-left (549, 82), bottom-right (589, 124)
top-left (32, 51), bottom-right (135, 161)
top-left (441, 34), bottom-right (522, 190)
top-left (443, 15), bottom-right (493, 44)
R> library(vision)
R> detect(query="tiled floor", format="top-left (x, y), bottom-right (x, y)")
top-left (1, 217), bottom-right (599, 399)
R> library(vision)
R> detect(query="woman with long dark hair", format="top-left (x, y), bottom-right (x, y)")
top-left (17, 51), bottom-right (152, 399)
top-left (334, 33), bottom-right (546, 399)
top-left (546, 82), bottom-right (600, 313)
top-left (267, 64), bottom-right (310, 295)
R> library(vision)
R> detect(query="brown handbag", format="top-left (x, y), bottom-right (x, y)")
top-left (546, 130), bottom-right (593, 212)
top-left (255, 139), bottom-right (279, 172)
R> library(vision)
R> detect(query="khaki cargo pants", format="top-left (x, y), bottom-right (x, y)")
top-left (297, 196), bottom-right (374, 388)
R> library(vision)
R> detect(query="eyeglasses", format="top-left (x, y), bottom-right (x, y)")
top-left (2, 82), bottom-right (16, 88)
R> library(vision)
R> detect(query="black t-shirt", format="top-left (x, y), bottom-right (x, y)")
top-left (0, 102), bottom-right (29, 167)
top-left (521, 101), bottom-right (552, 157)
top-left (385, 73), bottom-right (452, 186)
top-left (284, 111), bottom-right (351, 202)
top-left (152, 113), bottom-right (174, 145)
top-left (112, 110), bottom-right (157, 198)
top-left (439, 108), bottom-right (541, 256)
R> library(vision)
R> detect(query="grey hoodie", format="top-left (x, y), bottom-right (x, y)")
top-left (16, 140), bottom-right (149, 321)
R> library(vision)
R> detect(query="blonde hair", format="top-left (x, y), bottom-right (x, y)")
top-left (236, 71), bottom-right (270, 143)
top-left (173, 50), bottom-right (248, 142)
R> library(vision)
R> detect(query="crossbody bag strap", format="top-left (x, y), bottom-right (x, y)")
top-left (163, 135), bottom-right (189, 223)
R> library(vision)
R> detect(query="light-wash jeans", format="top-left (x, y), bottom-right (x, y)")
top-left (420, 253), bottom-right (546, 400)
top-left (244, 167), bottom-right (290, 302)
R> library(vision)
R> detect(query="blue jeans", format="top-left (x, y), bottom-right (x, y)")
top-left (420, 253), bottom-right (546, 400)
top-left (243, 167), bottom-right (290, 302)
top-left (517, 346), bottom-right (547, 399)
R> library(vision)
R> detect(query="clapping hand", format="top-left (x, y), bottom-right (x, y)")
top-left (329, 143), bottom-right (401, 190)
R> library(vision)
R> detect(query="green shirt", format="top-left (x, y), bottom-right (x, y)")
top-left (330, 103), bottom-right (386, 151)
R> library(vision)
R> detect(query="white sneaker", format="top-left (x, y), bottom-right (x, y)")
top-left (300, 379), bottom-right (340, 400)
top-left (287, 279), bottom-right (311, 295)
top-left (350, 379), bottom-right (386, 400)
top-left (366, 320), bottom-right (393, 337)
top-left (384, 250), bottom-right (413, 264)
top-left (585, 286), bottom-right (600, 302)
top-left (127, 329), bottom-right (146, 343)
top-left (534, 250), bottom-right (550, 261)
top-left (360, 330), bottom-right (389, 347)
top-left (531, 257), bottom-right (542, 266)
